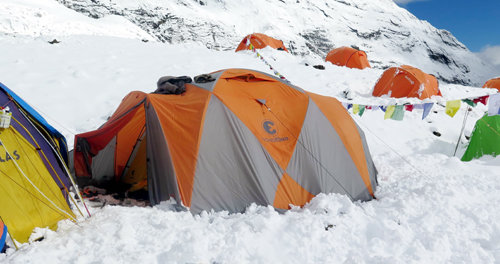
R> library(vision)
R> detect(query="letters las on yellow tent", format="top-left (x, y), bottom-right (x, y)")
top-left (0, 82), bottom-right (75, 243)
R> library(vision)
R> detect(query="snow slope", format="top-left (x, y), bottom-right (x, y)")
top-left (0, 0), bottom-right (153, 40)
top-left (1, 0), bottom-right (500, 263)
top-left (54, 0), bottom-right (497, 86)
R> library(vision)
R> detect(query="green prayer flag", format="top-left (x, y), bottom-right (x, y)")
top-left (358, 105), bottom-right (365, 116)
top-left (462, 99), bottom-right (476, 107)
top-left (391, 105), bottom-right (405, 121)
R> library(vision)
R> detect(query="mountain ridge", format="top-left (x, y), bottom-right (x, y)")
top-left (23, 0), bottom-right (500, 85)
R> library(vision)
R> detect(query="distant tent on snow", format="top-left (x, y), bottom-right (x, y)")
top-left (325, 46), bottom-right (371, 69)
top-left (461, 115), bottom-right (500, 161)
top-left (235, 33), bottom-right (288, 52)
top-left (372, 65), bottom-right (441, 99)
top-left (0, 83), bottom-right (76, 243)
top-left (483, 77), bottom-right (500, 92)
top-left (73, 68), bottom-right (378, 213)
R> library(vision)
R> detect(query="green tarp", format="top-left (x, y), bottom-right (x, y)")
top-left (462, 115), bottom-right (500, 161)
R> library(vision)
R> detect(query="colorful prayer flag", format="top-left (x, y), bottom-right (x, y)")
top-left (353, 104), bottom-right (359, 115)
top-left (445, 100), bottom-right (461, 117)
top-left (422, 103), bottom-right (433, 120)
top-left (384, 105), bottom-right (396, 119)
top-left (462, 99), bottom-right (476, 107)
top-left (404, 104), bottom-right (414, 112)
top-left (487, 94), bottom-right (500, 116)
top-left (391, 105), bottom-right (405, 120)
top-left (473, 96), bottom-right (489, 106)
top-left (358, 105), bottom-right (366, 116)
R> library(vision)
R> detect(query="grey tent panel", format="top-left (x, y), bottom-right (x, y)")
top-left (353, 122), bottom-right (378, 192)
top-left (146, 104), bottom-right (180, 205)
top-left (91, 136), bottom-right (116, 185)
top-left (286, 98), bottom-right (374, 201)
top-left (190, 96), bottom-right (284, 213)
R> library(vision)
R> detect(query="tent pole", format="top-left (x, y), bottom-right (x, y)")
top-left (14, 111), bottom-right (91, 217)
top-left (453, 106), bottom-right (471, 156)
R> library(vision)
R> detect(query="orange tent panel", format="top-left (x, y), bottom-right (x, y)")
top-left (325, 46), bottom-right (371, 69)
top-left (147, 85), bottom-right (211, 207)
top-left (235, 33), bottom-right (288, 52)
top-left (213, 69), bottom-right (308, 170)
top-left (483, 78), bottom-right (500, 92)
top-left (372, 65), bottom-right (441, 99)
top-left (273, 173), bottom-right (315, 210)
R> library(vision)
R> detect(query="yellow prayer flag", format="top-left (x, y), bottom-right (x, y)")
top-left (353, 104), bottom-right (359, 115)
top-left (445, 100), bottom-right (461, 117)
top-left (384, 105), bottom-right (396, 119)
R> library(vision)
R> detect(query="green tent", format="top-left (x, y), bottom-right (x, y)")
top-left (462, 115), bottom-right (500, 161)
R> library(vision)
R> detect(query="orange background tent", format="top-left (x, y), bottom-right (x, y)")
top-left (372, 65), bottom-right (441, 99)
top-left (483, 78), bottom-right (500, 92)
top-left (74, 69), bottom-right (377, 213)
top-left (325, 46), bottom-right (371, 69)
top-left (235, 33), bottom-right (288, 52)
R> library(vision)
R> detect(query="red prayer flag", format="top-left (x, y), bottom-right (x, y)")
top-left (473, 95), bottom-right (489, 106)
top-left (404, 105), bottom-right (414, 112)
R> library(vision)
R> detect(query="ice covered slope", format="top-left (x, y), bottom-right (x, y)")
top-left (0, 0), bottom-right (153, 40)
top-left (54, 0), bottom-right (495, 86)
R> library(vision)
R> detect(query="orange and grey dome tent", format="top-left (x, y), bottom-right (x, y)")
top-left (325, 46), bottom-right (371, 69)
top-left (235, 33), bottom-right (288, 52)
top-left (483, 77), bottom-right (500, 92)
top-left (372, 65), bottom-right (441, 99)
top-left (73, 69), bottom-right (377, 213)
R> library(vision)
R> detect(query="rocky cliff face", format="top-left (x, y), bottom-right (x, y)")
top-left (56, 0), bottom-right (494, 85)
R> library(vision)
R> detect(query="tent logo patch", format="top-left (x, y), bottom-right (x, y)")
top-left (262, 120), bottom-right (277, 135)
top-left (262, 119), bottom-right (288, 142)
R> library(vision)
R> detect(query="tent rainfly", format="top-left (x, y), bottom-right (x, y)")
top-left (74, 69), bottom-right (378, 213)
top-left (325, 46), bottom-right (371, 69)
top-left (372, 65), bottom-right (441, 99)
top-left (235, 33), bottom-right (288, 52)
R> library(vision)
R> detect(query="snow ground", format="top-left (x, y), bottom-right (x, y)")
top-left (0, 1), bottom-right (499, 263)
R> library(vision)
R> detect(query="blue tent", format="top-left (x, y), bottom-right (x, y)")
top-left (0, 82), bottom-right (68, 163)
top-left (0, 220), bottom-right (7, 253)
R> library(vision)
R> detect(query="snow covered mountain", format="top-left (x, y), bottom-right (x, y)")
top-left (52, 0), bottom-right (495, 86)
